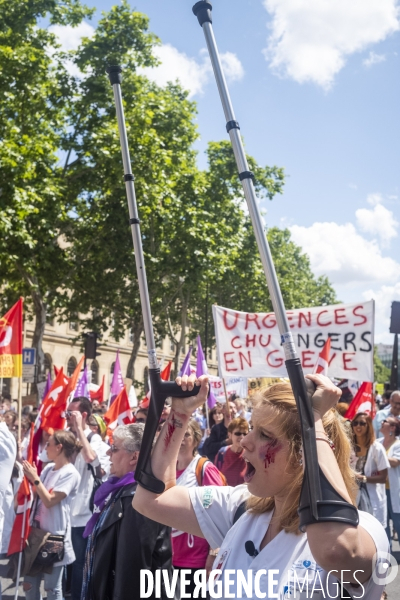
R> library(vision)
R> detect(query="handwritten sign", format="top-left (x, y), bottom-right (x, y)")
top-left (213, 301), bottom-right (374, 381)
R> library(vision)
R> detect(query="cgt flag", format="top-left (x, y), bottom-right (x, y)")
top-left (344, 382), bottom-right (375, 420)
top-left (0, 298), bottom-right (23, 378)
top-left (8, 423), bottom-right (34, 556)
top-left (104, 388), bottom-right (134, 436)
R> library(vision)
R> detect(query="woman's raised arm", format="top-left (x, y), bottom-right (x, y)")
top-left (132, 375), bottom-right (209, 537)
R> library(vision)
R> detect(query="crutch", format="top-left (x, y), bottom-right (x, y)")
top-left (107, 66), bottom-right (200, 494)
top-left (192, 2), bottom-right (358, 529)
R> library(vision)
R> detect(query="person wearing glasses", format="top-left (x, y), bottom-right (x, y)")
top-left (378, 417), bottom-right (400, 549)
top-left (215, 417), bottom-right (249, 486)
top-left (351, 412), bottom-right (390, 526)
top-left (81, 423), bottom-right (172, 600)
top-left (373, 390), bottom-right (400, 437)
top-left (172, 418), bottom-right (224, 593)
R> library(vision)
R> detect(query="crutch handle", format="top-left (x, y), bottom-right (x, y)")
top-left (135, 369), bottom-right (201, 494)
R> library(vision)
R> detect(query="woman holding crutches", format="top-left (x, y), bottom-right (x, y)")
top-left (133, 373), bottom-right (389, 599)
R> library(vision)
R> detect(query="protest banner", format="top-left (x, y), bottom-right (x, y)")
top-left (209, 376), bottom-right (248, 401)
top-left (213, 301), bottom-right (374, 381)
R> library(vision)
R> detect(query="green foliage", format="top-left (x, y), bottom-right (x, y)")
top-left (0, 0), bottom-right (338, 383)
top-left (374, 346), bottom-right (390, 384)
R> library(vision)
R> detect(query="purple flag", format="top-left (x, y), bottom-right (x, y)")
top-left (179, 346), bottom-right (192, 377)
top-left (196, 336), bottom-right (216, 409)
top-left (74, 366), bottom-right (90, 398)
top-left (109, 350), bottom-right (124, 405)
top-left (41, 372), bottom-right (52, 402)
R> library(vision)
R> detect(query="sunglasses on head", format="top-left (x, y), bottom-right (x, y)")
top-left (352, 420), bottom-right (367, 427)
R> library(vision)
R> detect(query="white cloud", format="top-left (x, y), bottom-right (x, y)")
top-left (140, 44), bottom-right (244, 97)
top-left (363, 51), bottom-right (386, 67)
top-left (262, 0), bottom-right (399, 89)
top-left (363, 283), bottom-right (400, 343)
top-left (49, 22), bottom-right (94, 52)
top-left (367, 192), bottom-right (383, 205)
top-left (289, 221), bottom-right (400, 284)
top-left (48, 22), bottom-right (94, 77)
top-left (356, 203), bottom-right (398, 243)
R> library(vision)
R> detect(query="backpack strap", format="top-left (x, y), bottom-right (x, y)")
top-left (195, 456), bottom-right (209, 486)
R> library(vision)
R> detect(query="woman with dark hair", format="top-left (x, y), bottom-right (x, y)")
top-left (208, 405), bottom-right (223, 430)
top-left (172, 418), bottom-right (224, 591)
top-left (378, 416), bottom-right (400, 549)
top-left (134, 375), bottom-right (389, 599)
top-left (351, 412), bottom-right (390, 526)
top-left (22, 430), bottom-right (81, 600)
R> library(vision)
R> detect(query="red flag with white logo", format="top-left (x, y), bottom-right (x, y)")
top-left (7, 424), bottom-right (34, 556)
top-left (104, 387), bottom-right (134, 433)
top-left (313, 337), bottom-right (331, 375)
top-left (344, 382), bottom-right (375, 420)
top-left (0, 298), bottom-right (23, 378)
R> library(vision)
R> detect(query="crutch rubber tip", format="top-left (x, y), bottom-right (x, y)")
top-left (192, 1), bottom-right (213, 26)
top-left (106, 65), bottom-right (122, 86)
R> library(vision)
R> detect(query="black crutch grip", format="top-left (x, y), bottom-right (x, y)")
top-left (192, 1), bottom-right (213, 26)
top-left (135, 369), bottom-right (201, 493)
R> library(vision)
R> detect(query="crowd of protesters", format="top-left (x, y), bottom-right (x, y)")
top-left (1, 384), bottom-right (399, 599)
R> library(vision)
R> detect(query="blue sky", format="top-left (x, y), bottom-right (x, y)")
top-left (51, 1), bottom-right (400, 343)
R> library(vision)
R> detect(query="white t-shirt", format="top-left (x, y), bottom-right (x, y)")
top-left (70, 429), bottom-right (105, 528)
top-left (34, 463), bottom-right (80, 566)
top-left (189, 485), bottom-right (389, 600)
top-left (364, 441), bottom-right (390, 526)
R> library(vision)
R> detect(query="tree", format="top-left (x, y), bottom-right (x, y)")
top-left (374, 346), bottom-right (390, 384)
top-left (0, 0), bottom-right (93, 386)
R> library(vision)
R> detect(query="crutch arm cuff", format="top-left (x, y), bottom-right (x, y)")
top-left (298, 467), bottom-right (359, 532)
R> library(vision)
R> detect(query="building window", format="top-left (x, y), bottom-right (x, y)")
top-left (44, 354), bottom-right (52, 377)
top-left (46, 314), bottom-right (55, 327)
top-left (170, 341), bottom-right (175, 353)
top-left (129, 329), bottom-right (134, 343)
top-left (110, 361), bottom-right (115, 375)
top-left (91, 360), bottom-right (99, 385)
top-left (144, 367), bottom-right (149, 394)
top-left (67, 357), bottom-right (77, 377)
top-left (69, 320), bottom-right (79, 332)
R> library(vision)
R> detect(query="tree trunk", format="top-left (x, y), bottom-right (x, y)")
top-left (126, 318), bottom-right (143, 383)
top-left (30, 280), bottom-right (47, 395)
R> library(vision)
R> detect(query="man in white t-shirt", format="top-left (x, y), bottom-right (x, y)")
top-left (66, 396), bottom-right (109, 600)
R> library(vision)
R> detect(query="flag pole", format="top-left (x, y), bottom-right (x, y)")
top-left (13, 495), bottom-right (28, 600)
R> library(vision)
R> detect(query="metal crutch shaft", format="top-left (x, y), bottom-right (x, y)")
top-left (107, 65), bottom-right (200, 493)
top-left (192, 2), bottom-right (359, 529)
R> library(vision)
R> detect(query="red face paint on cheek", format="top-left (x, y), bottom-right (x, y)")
top-left (259, 439), bottom-right (282, 468)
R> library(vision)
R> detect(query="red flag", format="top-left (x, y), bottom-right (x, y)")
top-left (90, 375), bottom-right (105, 402)
top-left (7, 424), bottom-right (34, 556)
top-left (344, 382), bottom-right (375, 420)
top-left (104, 387), bottom-right (134, 434)
top-left (139, 361), bottom-right (172, 409)
top-left (40, 368), bottom-right (70, 432)
top-left (54, 365), bottom-right (60, 377)
top-left (313, 338), bottom-right (331, 375)
top-left (0, 298), bottom-right (23, 378)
